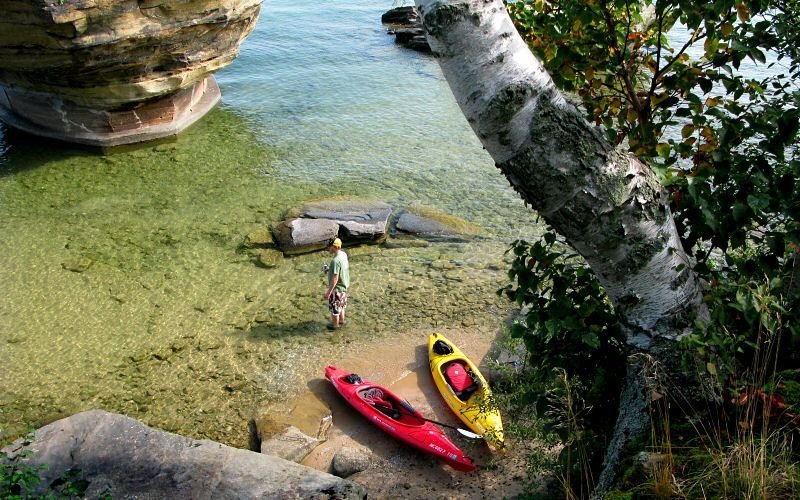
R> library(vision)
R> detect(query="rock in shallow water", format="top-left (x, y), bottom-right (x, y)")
top-left (394, 203), bottom-right (482, 241)
top-left (244, 228), bottom-right (274, 248)
top-left (61, 256), bottom-right (94, 273)
top-left (381, 6), bottom-right (430, 53)
top-left (258, 248), bottom-right (283, 268)
top-left (273, 199), bottom-right (393, 255)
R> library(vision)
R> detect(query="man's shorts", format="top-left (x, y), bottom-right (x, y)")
top-left (328, 291), bottom-right (348, 315)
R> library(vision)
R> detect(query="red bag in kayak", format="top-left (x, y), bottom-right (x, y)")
top-left (445, 362), bottom-right (473, 393)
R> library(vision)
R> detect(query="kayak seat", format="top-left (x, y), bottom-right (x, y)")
top-left (444, 361), bottom-right (481, 400)
top-left (344, 373), bottom-right (362, 384)
top-left (361, 388), bottom-right (401, 419)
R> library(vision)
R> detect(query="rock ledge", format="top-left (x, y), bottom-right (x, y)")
top-left (0, 0), bottom-right (262, 146)
top-left (1, 410), bottom-right (365, 499)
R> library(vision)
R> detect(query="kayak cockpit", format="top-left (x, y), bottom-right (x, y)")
top-left (357, 387), bottom-right (424, 426)
top-left (441, 360), bottom-right (482, 401)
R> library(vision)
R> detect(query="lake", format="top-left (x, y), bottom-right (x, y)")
top-left (0, 0), bottom-right (536, 447)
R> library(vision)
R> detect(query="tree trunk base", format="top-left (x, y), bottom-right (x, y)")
top-left (592, 353), bottom-right (654, 497)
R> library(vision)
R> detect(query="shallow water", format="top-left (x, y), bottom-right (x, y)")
top-left (0, 1), bottom-right (538, 446)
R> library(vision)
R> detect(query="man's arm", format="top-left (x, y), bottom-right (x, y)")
top-left (325, 274), bottom-right (339, 299)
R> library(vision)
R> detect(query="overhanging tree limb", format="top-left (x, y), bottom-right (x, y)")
top-left (415, 0), bottom-right (709, 493)
top-left (416, 0), bottom-right (704, 347)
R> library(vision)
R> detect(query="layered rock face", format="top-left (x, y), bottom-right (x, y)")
top-left (0, 0), bottom-right (262, 146)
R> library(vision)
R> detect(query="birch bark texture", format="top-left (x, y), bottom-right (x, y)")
top-left (414, 1), bottom-right (711, 494)
top-left (414, 0), bottom-right (704, 348)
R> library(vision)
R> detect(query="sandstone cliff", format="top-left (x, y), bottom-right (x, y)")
top-left (0, 0), bottom-right (262, 146)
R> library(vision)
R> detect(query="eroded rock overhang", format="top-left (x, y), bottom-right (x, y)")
top-left (0, 0), bottom-right (263, 147)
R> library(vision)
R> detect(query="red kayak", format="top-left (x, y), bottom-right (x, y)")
top-left (324, 365), bottom-right (476, 472)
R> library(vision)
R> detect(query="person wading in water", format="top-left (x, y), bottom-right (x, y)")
top-left (323, 237), bottom-right (349, 330)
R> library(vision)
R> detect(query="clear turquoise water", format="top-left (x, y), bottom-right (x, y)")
top-left (0, 1), bottom-right (537, 446)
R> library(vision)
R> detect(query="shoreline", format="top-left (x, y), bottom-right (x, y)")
top-left (270, 327), bottom-right (540, 498)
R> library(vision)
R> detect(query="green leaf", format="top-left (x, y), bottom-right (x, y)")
top-left (582, 332), bottom-right (600, 349)
top-left (510, 322), bottom-right (527, 339)
top-left (749, 48), bottom-right (766, 64)
top-left (655, 143), bottom-right (671, 158)
top-left (746, 193), bottom-right (769, 212)
top-left (732, 202), bottom-right (748, 222)
top-left (698, 78), bottom-right (713, 94)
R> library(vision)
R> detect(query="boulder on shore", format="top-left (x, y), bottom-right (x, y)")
top-left (0, 410), bottom-right (365, 499)
top-left (332, 446), bottom-right (374, 478)
top-left (259, 425), bottom-right (321, 463)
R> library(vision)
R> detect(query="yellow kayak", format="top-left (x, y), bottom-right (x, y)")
top-left (427, 332), bottom-right (504, 448)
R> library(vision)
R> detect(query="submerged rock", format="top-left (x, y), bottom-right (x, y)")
top-left (243, 228), bottom-right (274, 248)
top-left (61, 256), bottom-right (94, 273)
top-left (257, 248), bottom-right (283, 268)
top-left (394, 203), bottom-right (482, 241)
top-left (395, 212), bottom-right (456, 236)
top-left (381, 238), bottom-right (431, 249)
top-left (0, 0), bottom-right (262, 147)
top-left (1, 410), bottom-right (366, 499)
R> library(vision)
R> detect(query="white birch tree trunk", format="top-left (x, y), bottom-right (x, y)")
top-left (414, 0), bottom-right (708, 494)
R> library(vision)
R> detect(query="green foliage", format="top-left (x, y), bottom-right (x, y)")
top-left (507, 0), bottom-right (799, 278)
top-left (507, 0), bottom-right (800, 407)
top-left (773, 0), bottom-right (800, 62)
top-left (1, 436), bottom-right (43, 499)
top-left (602, 491), bottom-right (634, 500)
top-left (673, 272), bottom-right (799, 499)
top-left (498, 227), bottom-right (627, 494)
top-left (464, 390), bottom-right (506, 448)
top-left (507, 0), bottom-right (799, 161)
top-left (498, 229), bottom-right (625, 380)
top-left (680, 268), bottom-right (798, 384)
top-left (504, 1), bottom-right (799, 495)
top-left (680, 428), bottom-right (800, 498)
top-left (545, 369), bottom-right (610, 497)
top-left (771, 369), bottom-right (800, 408)
top-left (1, 432), bottom-right (92, 499)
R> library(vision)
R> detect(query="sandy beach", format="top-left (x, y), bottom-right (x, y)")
top-left (264, 327), bottom-right (543, 498)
